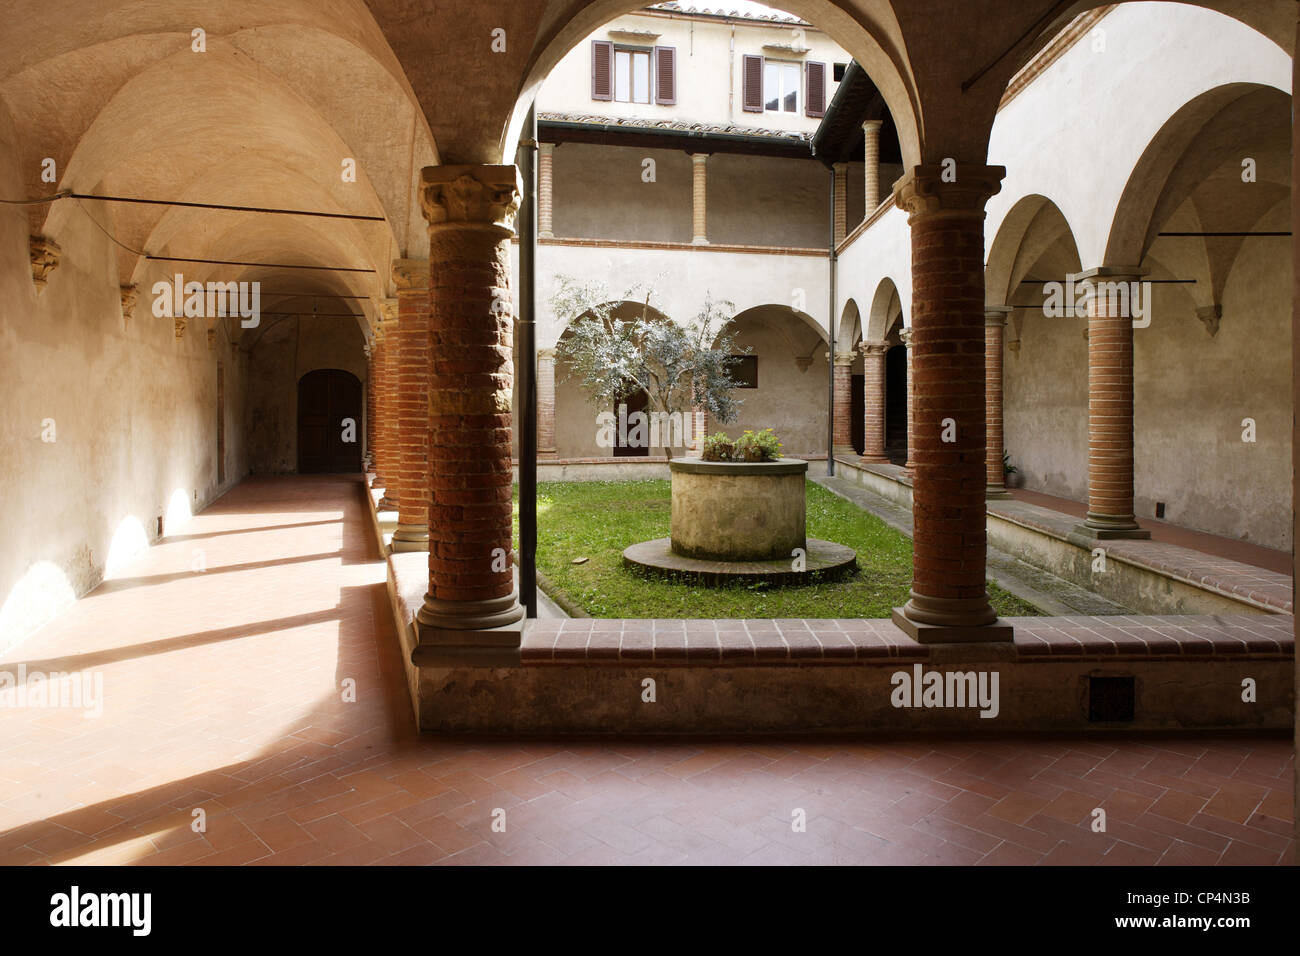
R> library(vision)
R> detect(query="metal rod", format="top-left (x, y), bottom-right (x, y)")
top-left (70, 192), bottom-right (386, 222)
top-left (147, 255), bottom-right (375, 273)
top-left (1158, 231), bottom-right (1291, 237)
top-left (518, 104), bottom-right (540, 620)
top-left (826, 166), bottom-right (837, 477)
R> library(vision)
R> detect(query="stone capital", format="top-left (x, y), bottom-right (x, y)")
top-left (859, 339), bottom-right (888, 356)
top-left (538, 142), bottom-right (555, 156)
top-left (899, 327), bottom-right (913, 347)
top-left (30, 235), bottom-right (61, 292)
top-left (833, 349), bottom-right (856, 367)
top-left (832, 162), bottom-right (849, 175)
top-left (392, 258), bottom-right (429, 293)
top-left (537, 347), bottom-right (558, 362)
top-left (690, 152), bottom-right (710, 165)
top-left (984, 305), bottom-right (1013, 326)
top-left (378, 297), bottom-right (399, 327)
top-left (892, 164), bottom-right (1005, 222)
top-left (862, 119), bottom-right (884, 135)
top-left (419, 164), bottom-right (521, 236)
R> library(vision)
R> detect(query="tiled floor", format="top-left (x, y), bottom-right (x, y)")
top-left (0, 475), bottom-right (1292, 866)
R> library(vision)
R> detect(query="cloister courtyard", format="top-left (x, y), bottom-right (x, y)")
top-left (0, 0), bottom-right (1297, 879)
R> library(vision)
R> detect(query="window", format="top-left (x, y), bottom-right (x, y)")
top-left (729, 355), bottom-right (758, 389)
top-left (763, 60), bottom-right (800, 113)
top-left (615, 48), bottom-right (651, 103)
top-left (833, 62), bottom-right (847, 82)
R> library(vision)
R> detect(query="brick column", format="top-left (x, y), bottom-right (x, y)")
top-left (1072, 266), bottom-right (1151, 540)
top-left (832, 349), bottom-right (855, 456)
top-left (690, 404), bottom-right (709, 456)
top-left (832, 162), bottom-right (849, 246)
top-left (392, 258), bottom-right (432, 552)
top-left (691, 153), bottom-right (708, 245)
top-left (537, 347), bottom-right (558, 459)
top-left (415, 165), bottom-right (525, 657)
top-left (376, 299), bottom-right (400, 510)
top-left (863, 120), bottom-right (883, 215)
top-left (363, 341), bottom-right (375, 475)
top-left (892, 164), bottom-right (1010, 643)
top-left (900, 326), bottom-right (915, 475)
top-left (538, 143), bottom-right (555, 239)
top-left (859, 340), bottom-right (889, 464)
top-left (985, 306), bottom-right (1013, 499)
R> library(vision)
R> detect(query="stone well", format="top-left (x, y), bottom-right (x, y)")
top-left (669, 457), bottom-right (808, 561)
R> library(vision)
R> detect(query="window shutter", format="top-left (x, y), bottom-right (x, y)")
top-left (805, 61), bottom-right (826, 117)
top-left (742, 54), bottom-right (764, 112)
top-left (591, 40), bottom-right (614, 101)
top-left (654, 46), bottom-right (676, 105)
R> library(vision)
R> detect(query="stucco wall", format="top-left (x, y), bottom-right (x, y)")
top-left (549, 142), bottom-right (830, 249)
top-left (244, 314), bottom-right (367, 473)
top-left (538, 10), bottom-right (849, 137)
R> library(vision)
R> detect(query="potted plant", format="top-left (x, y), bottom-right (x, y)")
top-left (1003, 450), bottom-right (1022, 488)
top-left (702, 432), bottom-right (734, 462)
top-left (733, 428), bottom-right (782, 463)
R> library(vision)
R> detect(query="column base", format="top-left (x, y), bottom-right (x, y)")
top-left (377, 495), bottom-right (398, 511)
top-left (859, 454), bottom-right (890, 466)
top-left (413, 592), bottom-right (525, 666)
top-left (832, 445), bottom-right (857, 459)
top-left (985, 483), bottom-right (1012, 500)
top-left (390, 524), bottom-right (429, 552)
top-left (691, 237), bottom-right (709, 246)
top-left (369, 474), bottom-right (384, 489)
top-left (893, 591), bottom-right (1013, 644)
top-left (538, 448), bottom-right (559, 460)
top-left (892, 607), bottom-right (1014, 645)
top-left (1069, 513), bottom-right (1150, 541)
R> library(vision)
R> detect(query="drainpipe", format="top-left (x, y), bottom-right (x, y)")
top-left (826, 165), bottom-right (837, 477)
top-left (518, 103), bottom-right (539, 619)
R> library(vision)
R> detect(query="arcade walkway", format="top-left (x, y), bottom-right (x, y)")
top-left (0, 476), bottom-right (1291, 865)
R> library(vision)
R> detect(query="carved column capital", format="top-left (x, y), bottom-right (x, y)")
top-left (419, 165), bottom-right (521, 236)
top-left (537, 347), bottom-right (558, 362)
top-left (393, 257), bottom-right (430, 293)
top-left (833, 349), bottom-right (856, 367)
top-left (859, 339), bottom-right (888, 356)
top-left (898, 327), bottom-right (914, 347)
top-left (120, 285), bottom-right (138, 324)
top-left (30, 235), bottom-right (61, 292)
top-left (893, 164), bottom-right (1005, 222)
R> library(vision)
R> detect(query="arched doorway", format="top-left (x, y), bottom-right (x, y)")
top-left (297, 369), bottom-right (362, 473)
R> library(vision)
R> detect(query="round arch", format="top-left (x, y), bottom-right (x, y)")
top-left (865, 276), bottom-right (903, 342)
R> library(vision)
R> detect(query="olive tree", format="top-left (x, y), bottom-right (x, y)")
top-left (549, 274), bottom-right (746, 458)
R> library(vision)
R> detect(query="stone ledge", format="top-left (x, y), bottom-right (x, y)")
top-left (519, 615), bottom-right (1293, 666)
top-left (988, 500), bottom-right (1293, 615)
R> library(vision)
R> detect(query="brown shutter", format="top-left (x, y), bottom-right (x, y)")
top-left (805, 61), bottom-right (826, 117)
top-left (654, 46), bottom-right (676, 105)
top-left (591, 40), bottom-right (614, 101)
top-left (742, 54), bottom-right (764, 112)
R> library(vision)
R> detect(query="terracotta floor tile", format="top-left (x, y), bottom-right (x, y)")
top-left (0, 476), bottom-right (1291, 868)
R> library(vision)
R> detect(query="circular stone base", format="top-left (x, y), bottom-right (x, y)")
top-left (622, 537), bottom-right (858, 587)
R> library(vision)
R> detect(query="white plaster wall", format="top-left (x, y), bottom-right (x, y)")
top-left (0, 137), bottom-right (248, 654)
top-left (985, 2), bottom-right (1291, 269)
top-left (524, 241), bottom-right (831, 347)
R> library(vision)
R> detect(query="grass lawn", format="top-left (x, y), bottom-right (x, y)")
top-left (513, 479), bottom-right (1042, 619)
